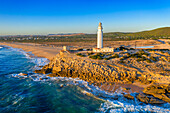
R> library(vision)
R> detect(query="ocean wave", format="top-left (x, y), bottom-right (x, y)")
top-left (10, 72), bottom-right (170, 112)
top-left (99, 100), bottom-right (170, 113)
top-left (0, 46), bottom-right (3, 49)
top-left (6, 46), bottom-right (170, 112)
top-left (4, 45), bottom-right (49, 68)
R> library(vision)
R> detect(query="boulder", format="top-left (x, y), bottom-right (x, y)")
top-left (123, 94), bottom-right (134, 100)
top-left (34, 68), bottom-right (52, 74)
top-left (137, 93), bottom-right (165, 104)
top-left (143, 84), bottom-right (170, 103)
top-left (52, 66), bottom-right (62, 73)
top-left (137, 93), bottom-right (149, 103)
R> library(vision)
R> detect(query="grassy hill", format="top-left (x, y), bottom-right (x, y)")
top-left (103, 27), bottom-right (170, 40)
top-left (1, 27), bottom-right (170, 42)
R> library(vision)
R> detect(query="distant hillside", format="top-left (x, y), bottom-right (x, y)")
top-left (136, 27), bottom-right (170, 36)
top-left (0, 27), bottom-right (169, 42)
top-left (103, 27), bottom-right (170, 40)
top-left (48, 33), bottom-right (85, 37)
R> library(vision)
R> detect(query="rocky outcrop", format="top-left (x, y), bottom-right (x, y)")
top-left (34, 52), bottom-right (170, 104)
top-left (123, 94), bottom-right (134, 100)
top-left (137, 93), bottom-right (165, 104)
top-left (35, 52), bottom-right (151, 85)
top-left (136, 84), bottom-right (170, 104)
top-left (142, 84), bottom-right (170, 103)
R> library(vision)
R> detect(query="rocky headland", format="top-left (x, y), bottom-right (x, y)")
top-left (35, 50), bottom-right (170, 104)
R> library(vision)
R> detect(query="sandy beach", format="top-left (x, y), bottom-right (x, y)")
top-left (0, 42), bottom-right (63, 60)
top-left (0, 41), bottom-right (169, 93)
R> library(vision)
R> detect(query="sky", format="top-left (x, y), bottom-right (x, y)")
top-left (0, 0), bottom-right (170, 35)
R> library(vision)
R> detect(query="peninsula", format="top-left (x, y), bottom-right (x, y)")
top-left (0, 24), bottom-right (170, 104)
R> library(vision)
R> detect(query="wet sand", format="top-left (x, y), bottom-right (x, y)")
top-left (0, 42), bottom-right (63, 60)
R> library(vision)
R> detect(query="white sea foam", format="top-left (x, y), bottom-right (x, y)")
top-left (7, 46), bottom-right (170, 112)
top-left (99, 100), bottom-right (170, 113)
top-left (0, 46), bottom-right (3, 49)
top-left (5, 45), bottom-right (49, 68)
top-left (11, 72), bottom-right (170, 112)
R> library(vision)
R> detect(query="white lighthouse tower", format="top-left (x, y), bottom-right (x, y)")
top-left (97, 22), bottom-right (103, 48)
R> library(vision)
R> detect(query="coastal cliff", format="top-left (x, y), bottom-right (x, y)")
top-left (35, 51), bottom-right (170, 104)
top-left (35, 51), bottom-right (149, 84)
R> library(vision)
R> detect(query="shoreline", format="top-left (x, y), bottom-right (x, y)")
top-left (1, 41), bottom-right (170, 104)
top-left (0, 42), bottom-right (63, 60)
top-left (0, 42), bottom-right (148, 94)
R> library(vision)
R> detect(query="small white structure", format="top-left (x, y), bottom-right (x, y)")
top-left (93, 48), bottom-right (115, 52)
top-left (63, 46), bottom-right (69, 51)
top-left (97, 22), bottom-right (103, 48)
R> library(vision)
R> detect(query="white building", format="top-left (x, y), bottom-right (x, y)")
top-left (97, 22), bottom-right (103, 48)
top-left (93, 48), bottom-right (114, 52)
top-left (93, 22), bottom-right (115, 52)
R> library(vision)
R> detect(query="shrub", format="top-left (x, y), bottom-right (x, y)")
top-left (97, 56), bottom-right (103, 60)
top-left (146, 59), bottom-right (152, 63)
top-left (120, 57), bottom-right (124, 60)
top-left (137, 58), bottom-right (142, 62)
top-left (120, 60), bottom-right (125, 63)
top-left (78, 48), bottom-right (83, 51)
top-left (104, 58), bottom-right (110, 60)
top-left (76, 53), bottom-right (85, 57)
top-left (96, 53), bottom-right (102, 56)
top-left (123, 55), bottom-right (129, 59)
top-left (130, 48), bottom-right (135, 50)
top-left (127, 53), bottom-right (131, 56)
top-left (161, 51), bottom-right (164, 54)
top-left (87, 52), bottom-right (94, 56)
top-left (89, 55), bottom-right (97, 59)
top-left (89, 53), bottom-right (103, 60)
top-left (113, 54), bottom-right (119, 58)
top-left (150, 56), bottom-right (157, 62)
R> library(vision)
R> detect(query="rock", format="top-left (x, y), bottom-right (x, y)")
top-left (143, 84), bottom-right (170, 103)
top-left (47, 73), bottom-right (57, 77)
top-left (143, 88), bottom-right (165, 94)
top-left (166, 85), bottom-right (170, 93)
top-left (34, 68), bottom-right (52, 74)
top-left (52, 66), bottom-right (62, 73)
top-left (59, 84), bottom-right (64, 88)
top-left (137, 93), bottom-right (149, 103)
top-left (137, 93), bottom-right (165, 104)
top-left (39, 78), bottom-right (43, 80)
top-left (123, 94), bottom-right (134, 100)
top-left (149, 97), bottom-right (165, 104)
top-left (18, 73), bottom-right (28, 76)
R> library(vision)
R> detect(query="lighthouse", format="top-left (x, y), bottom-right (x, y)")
top-left (97, 22), bottom-right (103, 48)
top-left (93, 22), bottom-right (114, 52)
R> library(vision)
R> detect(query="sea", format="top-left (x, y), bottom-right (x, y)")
top-left (0, 46), bottom-right (170, 113)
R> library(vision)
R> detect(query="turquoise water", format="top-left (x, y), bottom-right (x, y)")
top-left (0, 46), bottom-right (102, 113)
top-left (0, 46), bottom-right (170, 113)
top-left (134, 46), bottom-right (154, 48)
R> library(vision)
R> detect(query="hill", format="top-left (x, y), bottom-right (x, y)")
top-left (103, 27), bottom-right (170, 40)
top-left (0, 27), bottom-right (169, 42)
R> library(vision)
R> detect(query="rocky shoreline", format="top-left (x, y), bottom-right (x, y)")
top-left (35, 51), bottom-right (170, 104)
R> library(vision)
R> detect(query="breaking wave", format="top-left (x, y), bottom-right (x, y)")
top-left (5, 46), bottom-right (170, 113)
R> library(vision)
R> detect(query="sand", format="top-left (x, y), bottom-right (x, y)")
top-left (0, 40), bottom-right (169, 94)
top-left (0, 42), bottom-right (63, 60)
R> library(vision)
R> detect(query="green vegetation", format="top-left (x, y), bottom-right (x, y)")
top-left (76, 53), bottom-right (85, 57)
top-left (87, 52), bottom-right (94, 56)
top-left (119, 60), bottom-right (125, 63)
top-left (89, 54), bottom-right (103, 60)
top-left (150, 56), bottom-right (157, 62)
top-left (88, 53), bottom-right (119, 60)
top-left (104, 54), bottom-right (119, 60)
top-left (78, 48), bottom-right (84, 51)
top-left (1, 27), bottom-right (170, 43)
top-left (146, 59), bottom-right (152, 63)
